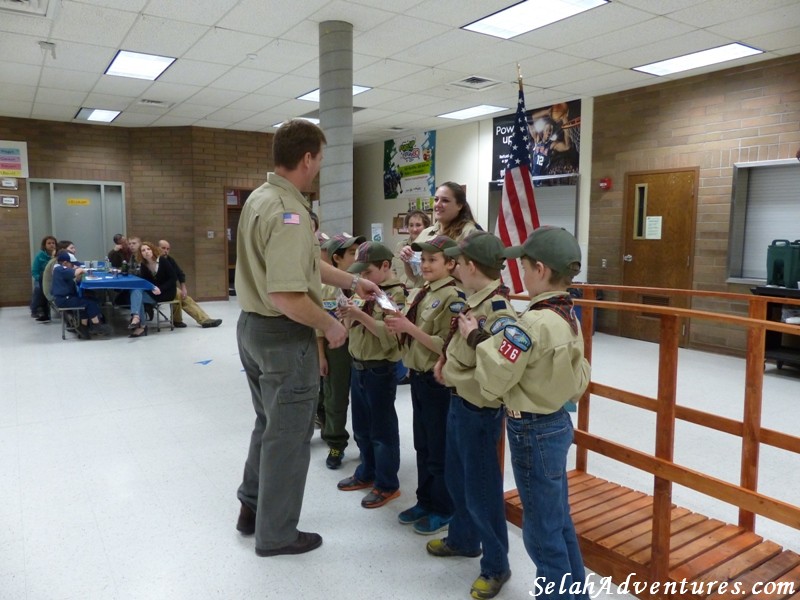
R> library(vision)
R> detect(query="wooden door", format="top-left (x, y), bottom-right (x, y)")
top-left (619, 169), bottom-right (698, 344)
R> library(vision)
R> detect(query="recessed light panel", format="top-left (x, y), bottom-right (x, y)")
top-left (633, 43), bottom-right (763, 76)
top-left (297, 85), bottom-right (371, 102)
top-left (105, 50), bottom-right (175, 81)
top-left (75, 107), bottom-right (120, 123)
top-left (463, 0), bottom-right (608, 40)
top-left (438, 105), bottom-right (508, 120)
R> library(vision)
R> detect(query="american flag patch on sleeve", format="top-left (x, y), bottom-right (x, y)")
top-left (283, 212), bottom-right (301, 225)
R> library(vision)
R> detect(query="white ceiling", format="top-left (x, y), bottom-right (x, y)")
top-left (1, 0), bottom-right (799, 145)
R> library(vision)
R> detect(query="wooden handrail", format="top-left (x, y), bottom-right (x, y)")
top-left (509, 283), bottom-right (799, 585)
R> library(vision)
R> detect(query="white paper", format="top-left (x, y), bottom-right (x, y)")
top-left (645, 216), bottom-right (662, 240)
top-left (371, 222), bottom-right (383, 242)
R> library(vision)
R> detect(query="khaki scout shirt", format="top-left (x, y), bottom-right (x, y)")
top-left (442, 280), bottom-right (518, 409)
top-left (235, 173), bottom-right (321, 317)
top-left (475, 291), bottom-right (590, 414)
top-left (348, 278), bottom-right (407, 362)
top-left (402, 276), bottom-right (466, 372)
top-left (415, 221), bottom-right (479, 245)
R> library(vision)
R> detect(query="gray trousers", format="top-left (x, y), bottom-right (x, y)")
top-left (236, 311), bottom-right (318, 551)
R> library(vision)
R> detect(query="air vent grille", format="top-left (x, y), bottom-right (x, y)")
top-left (449, 76), bottom-right (502, 91)
top-left (0, 0), bottom-right (55, 17)
top-left (137, 99), bottom-right (173, 108)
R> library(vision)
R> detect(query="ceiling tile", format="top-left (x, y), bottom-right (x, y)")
top-left (81, 92), bottom-right (132, 111)
top-left (183, 28), bottom-right (272, 66)
top-left (186, 87), bottom-right (246, 107)
top-left (259, 74), bottom-right (320, 99)
top-left (562, 17), bottom-right (695, 60)
top-left (355, 59), bottom-right (426, 88)
top-left (121, 15), bottom-right (209, 57)
top-left (207, 107), bottom-right (260, 123)
top-left (31, 102), bottom-right (81, 120)
top-left (743, 27), bottom-right (800, 53)
top-left (0, 11), bottom-right (56, 37)
top-left (142, 0), bottom-right (239, 26)
top-left (226, 93), bottom-right (285, 112)
top-left (0, 33), bottom-right (47, 67)
top-left (43, 41), bottom-right (118, 75)
top-left (0, 84), bottom-right (36, 101)
top-left (0, 62), bottom-right (41, 87)
top-left (245, 39), bottom-right (319, 74)
top-left (668, 0), bottom-right (799, 28)
top-left (90, 74), bottom-right (153, 97)
top-left (112, 112), bottom-right (160, 126)
top-left (151, 115), bottom-right (198, 127)
top-left (217, 0), bottom-right (329, 37)
top-left (309, 1), bottom-right (396, 32)
top-left (50, 1), bottom-right (137, 48)
top-left (34, 87), bottom-right (87, 106)
top-left (157, 59), bottom-right (231, 86)
top-left (166, 103), bottom-right (217, 119)
top-left (708, 3), bottom-right (800, 39)
top-left (355, 15), bottom-right (450, 58)
top-left (601, 29), bottom-right (733, 69)
top-left (140, 81), bottom-right (203, 104)
top-left (75, 0), bottom-right (146, 12)
top-left (405, 0), bottom-right (512, 27)
top-left (0, 100), bottom-right (33, 118)
top-left (209, 68), bottom-right (282, 93)
top-left (39, 67), bottom-right (101, 92)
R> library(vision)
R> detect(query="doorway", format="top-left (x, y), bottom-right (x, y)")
top-left (619, 168), bottom-right (698, 344)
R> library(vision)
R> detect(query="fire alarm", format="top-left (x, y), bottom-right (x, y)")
top-left (599, 178), bottom-right (612, 191)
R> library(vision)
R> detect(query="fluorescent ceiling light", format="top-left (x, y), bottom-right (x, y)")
top-left (272, 117), bottom-right (321, 128)
top-left (105, 50), bottom-right (176, 81)
top-left (75, 107), bottom-right (120, 123)
top-left (463, 0), bottom-right (608, 40)
top-left (297, 85), bottom-right (371, 102)
top-left (438, 105), bottom-right (508, 120)
top-left (633, 43), bottom-right (763, 76)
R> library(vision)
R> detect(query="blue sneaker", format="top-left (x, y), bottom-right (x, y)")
top-left (398, 504), bottom-right (428, 525)
top-left (413, 513), bottom-right (452, 535)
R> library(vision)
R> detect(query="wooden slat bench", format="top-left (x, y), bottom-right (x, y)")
top-left (505, 472), bottom-right (799, 600)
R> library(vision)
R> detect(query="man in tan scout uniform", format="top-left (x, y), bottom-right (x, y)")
top-left (463, 226), bottom-right (590, 598)
top-left (234, 119), bottom-right (378, 558)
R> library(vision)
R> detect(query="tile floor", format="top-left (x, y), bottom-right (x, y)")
top-left (1, 300), bottom-right (798, 600)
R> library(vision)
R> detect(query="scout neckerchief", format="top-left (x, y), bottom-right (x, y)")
top-left (402, 280), bottom-right (456, 347)
top-left (440, 284), bottom-right (509, 361)
top-left (529, 293), bottom-right (579, 335)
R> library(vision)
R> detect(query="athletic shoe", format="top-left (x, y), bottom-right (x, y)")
top-left (361, 488), bottom-right (400, 509)
top-left (325, 448), bottom-right (344, 469)
top-left (413, 514), bottom-right (452, 535)
top-left (470, 571), bottom-right (511, 599)
top-left (201, 319), bottom-right (222, 328)
top-left (337, 475), bottom-right (373, 491)
top-left (398, 504), bottom-right (428, 525)
top-left (426, 538), bottom-right (481, 558)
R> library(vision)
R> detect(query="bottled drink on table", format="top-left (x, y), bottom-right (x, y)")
top-left (121, 260), bottom-right (129, 276)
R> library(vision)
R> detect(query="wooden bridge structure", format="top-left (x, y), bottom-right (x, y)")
top-left (503, 285), bottom-right (800, 600)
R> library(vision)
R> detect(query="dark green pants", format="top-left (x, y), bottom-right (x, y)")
top-left (321, 341), bottom-right (352, 451)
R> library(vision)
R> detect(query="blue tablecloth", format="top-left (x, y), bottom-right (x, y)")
top-left (80, 274), bottom-right (155, 292)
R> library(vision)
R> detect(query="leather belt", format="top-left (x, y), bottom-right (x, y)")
top-left (353, 359), bottom-right (393, 371)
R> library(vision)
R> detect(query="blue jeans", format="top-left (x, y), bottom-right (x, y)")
top-left (445, 395), bottom-right (508, 578)
top-left (409, 370), bottom-right (453, 516)
top-left (506, 408), bottom-right (587, 600)
top-left (350, 362), bottom-right (400, 491)
top-left (129, 288), bottom-right (155, 321)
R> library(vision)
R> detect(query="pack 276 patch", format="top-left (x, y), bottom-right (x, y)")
top-left (498, 325), bottom-right (532, 363)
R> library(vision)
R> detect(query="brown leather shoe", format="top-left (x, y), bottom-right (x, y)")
top-left (236, 502), bottom-right (256, 535)
top-left (255, 531), bottom-right (322, 557)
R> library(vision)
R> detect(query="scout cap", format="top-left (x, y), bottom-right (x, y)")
top-left (504, 226), bottom-right (581, 273)
top-left (444, 231), bottom-right (505, 270)
top-left (411, 235), bottom-right (457, 254)
top-left (347, 241), bottom-right (394, 273)
top-left (322, 233), bottom-right (366, 255)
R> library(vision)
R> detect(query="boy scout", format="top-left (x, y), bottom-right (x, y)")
top-left (317, 233), bottom-right (366, 469)
top-left (336, 242), bottom-right (407, 509)
top-left (385, 235), bottom-right (465, 535)
top-left (462, 226), bottom-right (591, 598)
top-left (427, 231), bottom-right (517, 600)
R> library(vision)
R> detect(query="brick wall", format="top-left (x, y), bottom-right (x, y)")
top-left (0, 118), bottom-right (276, 306)
top-left (589, 54), bottom-right (800, 354)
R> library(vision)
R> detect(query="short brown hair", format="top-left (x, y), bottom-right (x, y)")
top-left (40, 235), bottom-right (57, 250)
top-left (521, 256), bottom-right (579, 286)
top-left (273, 120), bottom-right (327, 170)
top-left (404, 210), bottom-right (431, 229)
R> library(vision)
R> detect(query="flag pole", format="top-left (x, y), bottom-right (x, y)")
top-left (516, 63), bottom-right (523, 91)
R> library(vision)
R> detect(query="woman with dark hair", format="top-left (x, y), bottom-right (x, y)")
top-left (398, 182), bottom-right (478, 285)
top-left (30, 235), bottom-right (57, 321)
top-left (127, 241), bottom-right (177, 338)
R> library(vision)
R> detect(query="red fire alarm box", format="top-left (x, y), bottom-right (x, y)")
top-left (599, 178), bottom-right (612, 191)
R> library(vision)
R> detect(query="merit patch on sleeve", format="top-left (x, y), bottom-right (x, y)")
top-left (282, 212), bottom-right (301, 225)
top-left (449, 301), bottom-right (465, 314)
top-left (490, 316), bottom-right (515, 335)
top-left (498, 325), bottom-right (532, 363)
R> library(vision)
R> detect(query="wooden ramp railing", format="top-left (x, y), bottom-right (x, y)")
top-left (503, 285), bottom-right (800, 600)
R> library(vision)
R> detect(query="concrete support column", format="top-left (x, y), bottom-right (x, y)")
top-left (319, 20), bottom-right (354, 236)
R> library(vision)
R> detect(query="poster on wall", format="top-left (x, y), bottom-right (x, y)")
top-left (0, 140), bottom-right (30, 178)
top-left (383, 130), bottom-right (436, 207)
top-left (491, 100), bottom-right (580, 188)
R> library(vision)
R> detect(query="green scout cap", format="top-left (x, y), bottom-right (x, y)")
top-left (411, 235), bottom-right (457, 254)
top-left (504, 226), bottom-right (581, 273)
top-left (347, 241), bottom-right (394, 273)
top-left (444, 231), bottom-right (506, 270)
top-left (322, 233), bottom-right (366, 255)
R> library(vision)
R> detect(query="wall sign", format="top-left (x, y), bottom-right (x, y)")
top-left (0, 141), bottom-right (29, 178)
top-left (1, 195), bottom-right (20, 207)
top-left (1, 177), bottom-right (18, 189)
top-left (383, 130), bottom-right (436, 203)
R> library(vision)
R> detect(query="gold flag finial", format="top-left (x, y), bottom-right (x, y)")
top-left (516, 63), bottom-right (523, 91)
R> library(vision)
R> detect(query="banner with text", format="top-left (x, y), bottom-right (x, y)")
top-left (383, 130), bottom-right (436, 208)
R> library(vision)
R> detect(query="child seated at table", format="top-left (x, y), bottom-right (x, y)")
top-left (51, 252), bottom-right (112, 340)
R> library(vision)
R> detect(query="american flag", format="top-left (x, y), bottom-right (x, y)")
top-left (496, 86), bottom-right (539, 293)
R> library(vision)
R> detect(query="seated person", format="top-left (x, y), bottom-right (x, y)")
top-left (128, 241), bottom-right (177, 338)
top-left (158, 239), bottom-right (222, 328)
top-left (43, 241), bottom-right (77, 307)
top-left (107, 233), bottom-right (132, 268)
top-left (51, 252), bottom-right (112, 339)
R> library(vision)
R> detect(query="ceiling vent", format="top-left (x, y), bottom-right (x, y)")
top-left (0, 0), bottom-right (57, 18)
top-left (137, 99), bottom-right (174, 108)
top-left (449, 76), bottom-right (503, 91)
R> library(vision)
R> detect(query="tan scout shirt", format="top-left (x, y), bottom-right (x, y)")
top-left (402, 276), bottom-right (466, 373)
top-left (475, 291), bottom-right (590, 414)
top-left (348, 279), bottom-right (407, 362)
top-left (415, 221), bottom-right (479, 245)
top-left (442, 280), bottom-right (518, 409)
top-left (235, 173), bottom-right (321, 317)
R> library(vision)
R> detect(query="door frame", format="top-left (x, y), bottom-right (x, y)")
top-left (619, 167), bottom-right (699, 345)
